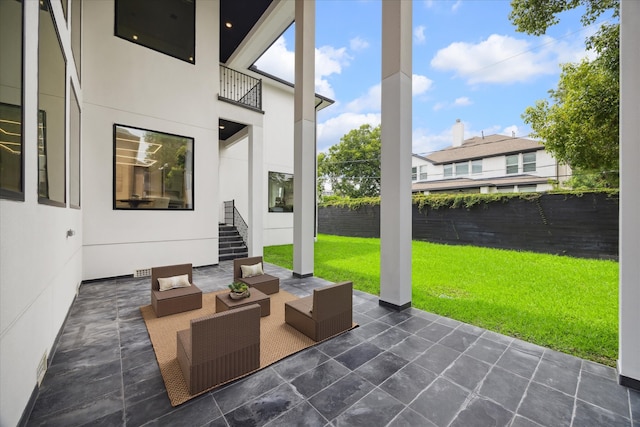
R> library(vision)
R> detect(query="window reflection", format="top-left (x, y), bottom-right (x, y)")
top-left (114, 125), bottom-right (194, 210)
top-left (38, 0), bottom-right (66, 205)
top-left (268, 172), bottom-right (293, 212)
top-left (0, 0), bottom-right (23, 198)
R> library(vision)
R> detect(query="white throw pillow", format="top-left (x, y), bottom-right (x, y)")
top-left (241, 262), bottom-right (264, 278)
top-left (157, 274), bottom-right (191, 291)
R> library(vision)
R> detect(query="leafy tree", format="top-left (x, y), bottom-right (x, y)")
top-left (318, 124), bottom-right (381, 198)
top-left (510, 0), bottom-right (619, 187)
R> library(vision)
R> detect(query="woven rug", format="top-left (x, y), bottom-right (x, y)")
top-left (141, 290), bottom-right (329, 407)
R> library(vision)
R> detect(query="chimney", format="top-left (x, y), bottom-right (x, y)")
top-left (452, 119), bottom-right (464, 147)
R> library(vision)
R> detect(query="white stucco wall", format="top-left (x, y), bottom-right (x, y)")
top-left (81, 0), bottom-right (220, 280)
top-left (0, 2), bottom-right (83, 425)
top-left (219, 80), bottom-right (297, 247)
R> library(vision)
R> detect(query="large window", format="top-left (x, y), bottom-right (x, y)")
top-left (523, 152), bottom-right (537, 172)
top-left (268, 172), bottom-right (293, 212)
top-left (115, 0), bottom-right (196, 64)
top-left (39, 0), bottom-right (67, 206)
top-left (70, 86), bottom-right (80, 208)
top-left (114, 124), bottom-right (194, 210)
top-left (443, 164), bottom-right (453, 178)
top-left (506, 155), bottom-right (519, 174)
top-left (471, 159), bottom-right (482, 174)
top-left (454, 162), bottom-right (469, 176)
top-left (0, 0), bottom-right (23, 199)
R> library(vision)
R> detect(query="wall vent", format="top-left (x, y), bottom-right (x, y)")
top-left (37, 352), bottom-right (47, 386)
top-left (134, 268), bottom-right (151, 278)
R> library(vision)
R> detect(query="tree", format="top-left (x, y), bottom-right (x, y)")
top-left (510, 0), bottom-right (620, 187)
top-left (318, 124), bottom-right (381, 198)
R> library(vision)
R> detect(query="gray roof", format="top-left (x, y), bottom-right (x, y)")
top-left (426, 134), bottom-right (544, 164)
top-left (411, 174), bottom-right (549, 192)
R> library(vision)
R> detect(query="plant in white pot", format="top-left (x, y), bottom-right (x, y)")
top-left (228, 282), bottom-right (250, 299)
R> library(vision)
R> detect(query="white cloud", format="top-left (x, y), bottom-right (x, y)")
top-left (317, 113), bottom-right (381, 152)
top-left (350, 36), bottom-right (369, 51)
top-left (255, 36), bottom-right (351, 99)
top-left (413, 74), bottom-right (433, 96)
top-left (431, 33), bottom-right (590, 85)
top-left (502, 125), bottom-right (520, 137)
top-left (412, 127), bottom-right (454, 155)
top-left (414, 25), bottom-right (426, 45)
top-left (454, 97), bottom-right (472, 106)
top-left (451, 0), bottom-right (462, 12)
top-left (346, 84), bottom-right (381, 113)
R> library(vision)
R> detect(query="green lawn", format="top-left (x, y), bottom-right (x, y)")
top-left (265, 233), bottom-right (619, 366)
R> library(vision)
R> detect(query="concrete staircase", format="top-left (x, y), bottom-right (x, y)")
top-left (219, 223), bottom-right (248, 261)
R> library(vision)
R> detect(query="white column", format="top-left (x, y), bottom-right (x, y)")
top-left (619, 0), bottom-right (640, 388)
top-left (248, 124), bottom-right (264, 256)
top-left (379, 0), bottom-right (412, 309)
top-left (293, 0), bottom-right (315, 277)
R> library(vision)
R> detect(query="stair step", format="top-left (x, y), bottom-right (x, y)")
top-left (218, 223), bottom-right (247, 261)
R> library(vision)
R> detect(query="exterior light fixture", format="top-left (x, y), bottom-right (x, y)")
top-left (225, 22), bottom-right (232, 28)
top-left (132, 34), bottom-right (138, 40)
top-left (219, 125), bottom-right (225, 130)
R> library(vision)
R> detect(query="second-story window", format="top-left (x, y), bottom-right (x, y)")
top-left (443, 164), bottom-right (453, 178)
top-left (523, 152), bottom-right (536, 172)
top-left (455, 162), bottom-right (468, 176)
top-left (411, 167), bottom-right (417, 181)
top-left (506, 155), bottom-right (519, 174)
top-left (419, 165), bottom-right (428, 180)
top-left (472, 159), bottom-right (482, 174)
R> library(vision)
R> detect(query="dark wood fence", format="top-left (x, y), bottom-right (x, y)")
top-left (318, 193), bottom-right (619, 260)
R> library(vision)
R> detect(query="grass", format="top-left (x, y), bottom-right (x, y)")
top-left (265, 233), bottom-right (619, 366)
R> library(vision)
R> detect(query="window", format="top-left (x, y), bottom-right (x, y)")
top-left (115, 0), bottom-right (196, 64)
top-left (70, 86), bottom-right (80, 208)
top-left (455, 162), bottom-right (469, 176)
top-left (71, 0), bottom-right (81, 79)
top-left (443, 164), bottom-right (453, 178)
top-left (411, 167), bottom-right (417, 181)
top-left (506, 155), bottom-right (518, 174)
top-left (0, 0), bottom-right (23, 200)
top-left (472, 159), bottom-right (482, 174)
top-left (497, 186), bottom-right (514, 193)
top-left (39, 0), bottom-right (67, 206)
top-left (114, 124), bottom-right (194, 210)
top-left (268, 172), bottom-right (293, 212)
top-left (523, 152), bottom-right (536, 172)
top-left (518, 184), bottom-right (537, 193)
top-left (419, 165), bottom-right (428, 180)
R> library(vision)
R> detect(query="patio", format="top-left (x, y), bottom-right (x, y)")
top-left (26, 262), bottom-right (639, 427)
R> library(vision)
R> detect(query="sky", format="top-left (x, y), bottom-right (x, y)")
top-left (254, 0), bottom-right (611, 156)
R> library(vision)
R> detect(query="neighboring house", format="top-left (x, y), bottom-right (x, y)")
top-left (412, 120), bottom-right (571, 194)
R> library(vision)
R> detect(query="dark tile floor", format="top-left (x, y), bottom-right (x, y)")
top-left (26, 262), bottom-right (639, 427)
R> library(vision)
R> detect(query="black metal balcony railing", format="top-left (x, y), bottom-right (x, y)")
top-left (219, 65), bottom-right (262, 111)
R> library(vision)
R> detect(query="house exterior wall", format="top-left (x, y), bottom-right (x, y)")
top-left (81, 0), bottom-right (220, 280)
top-left (219, 80), bottom-right (296, 247)
top-left (0, 2), bottom-right (83, 425)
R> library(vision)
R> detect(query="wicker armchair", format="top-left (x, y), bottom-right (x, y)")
top-left (151, 264), bottom-right (202, 317)
top-left (285, 281), bottom-right (353, 341)
top-left (177, 304), bottom-right (261, 395)
top-left (233, 256), bottom-right (280, 294)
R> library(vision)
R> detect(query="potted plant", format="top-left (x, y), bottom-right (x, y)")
top-left (228, 282), bottom-right (250, 299)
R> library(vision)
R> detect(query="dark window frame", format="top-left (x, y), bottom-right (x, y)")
top-left (113, 123), bottom-right (195, 211)
top-left (0, 1), bottom-right (25, 201)
top-left (69, 84), bottom-right (81, 209)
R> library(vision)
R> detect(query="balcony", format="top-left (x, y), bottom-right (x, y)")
top-left (219, 65), bottom-right (262, 112)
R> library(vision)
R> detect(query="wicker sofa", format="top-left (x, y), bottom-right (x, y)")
top-left (233, 256), bottom-right (280, 295)
top-left (177, 304), bottom-right (261, 395)
top-left (151, 263), bottom-right (202, 317)
top-left (284, 281), bottom-right (353, 341)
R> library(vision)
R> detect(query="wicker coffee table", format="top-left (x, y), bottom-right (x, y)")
top-left (215, 288), bottom-right (271, 317)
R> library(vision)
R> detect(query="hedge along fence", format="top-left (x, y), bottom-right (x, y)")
top-left (318, 191), bottom-right (619, 260)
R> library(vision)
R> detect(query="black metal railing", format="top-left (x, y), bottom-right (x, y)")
top-left (223, 200), bottom-right (248, 246)
top-left (219, 65), bottom-right (262, 111)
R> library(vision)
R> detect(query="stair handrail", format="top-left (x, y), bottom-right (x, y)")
top-left (223, 200), bottom-right (248, 247)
